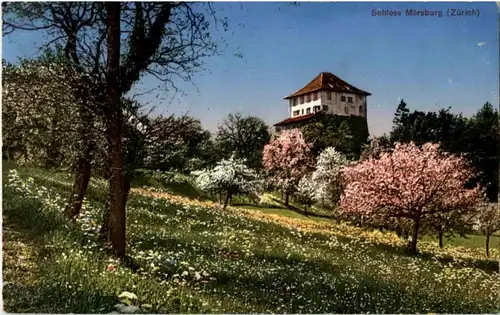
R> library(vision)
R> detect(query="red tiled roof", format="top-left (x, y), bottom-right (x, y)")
top-left (284, 72), bottom-right (371, 99)
top-left (274, 112), bottom-right (319, 126)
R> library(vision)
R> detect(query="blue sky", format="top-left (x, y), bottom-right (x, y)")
top-left (3, 2), bottom-right (498, 136)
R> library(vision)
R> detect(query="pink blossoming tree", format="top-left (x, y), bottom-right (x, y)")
top-left (340, 142), bottom-right (480, 253)
top-left (263, 129), bottom-right (315, 206)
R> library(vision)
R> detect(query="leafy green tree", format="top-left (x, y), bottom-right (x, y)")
top-left (215, 113), bottom-right (271, 170)
top-left (145, 115), bottom-right (214, 172)
top-left (390, 99), bottom-right (411, 143)
top-left (302, 120), bottom-right (352, 157)
top-left (301, 113), bottom-right (368, 160)
top-left (464, 103), bottom-right (499, 202)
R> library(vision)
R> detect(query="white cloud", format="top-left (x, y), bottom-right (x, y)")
top-left (477, 41), bottom-right (487, 47)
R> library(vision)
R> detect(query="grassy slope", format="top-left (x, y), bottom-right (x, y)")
top-left (3, 166), bottom-right (500, 313)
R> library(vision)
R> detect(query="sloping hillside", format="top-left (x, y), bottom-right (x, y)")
top-left (3, 167), bottom-right (499, 313)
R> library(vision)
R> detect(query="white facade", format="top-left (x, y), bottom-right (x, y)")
top-left (287, 90), bottom-right (367, 119)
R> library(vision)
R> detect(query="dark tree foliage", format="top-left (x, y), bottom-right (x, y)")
top-left (145, 115), bottom-right (214, 173)
top-left (464, 103), bottom-right (499, 202)
top-left (390, 99), bottom-right (410, 142)
top-left (389, 100), bottom-right (498, 202)
top-left (360, 134), bottom-right (393, 161)
top-left (301, 112), bottom-right (369, 160)
top-left (215, 113), bottom-right (271, 170)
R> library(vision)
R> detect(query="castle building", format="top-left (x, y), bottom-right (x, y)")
top-left (274, 72), bottom-right (371, 132)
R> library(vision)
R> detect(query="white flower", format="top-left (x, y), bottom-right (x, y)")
top-left (311, 147), bottom-right (349, 206)
top-left (191, 155), bottom-right (261, 199)
top-left (194, 271), bottom-right (202, 280)
top-left (118, 291), bottom-right (138, 300)
top-left (295, 176), bottom-right (317, 207)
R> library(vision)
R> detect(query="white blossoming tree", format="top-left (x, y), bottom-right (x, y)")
top-left (474, 201), bottom-right (500, 257)
top-left (192, 155), bottom-right (261, 209)
top-left (295, 176), bottom-right (316, 214)
top-left (311, 147), bottom-right (350, 209)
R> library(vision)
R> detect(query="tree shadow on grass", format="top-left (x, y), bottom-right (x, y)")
top-left (163, 241), bottom-right (485, 313)
top-left (3, 278), bottom-right (118, 313)
top-left (3, 193), bottom-right (67, 241)
top-left (203, 269), bottom-right (463, 314)
top-left (259, 196), bottom-right (333, 219)
top-left (127, 225), bottom-right (494, 312)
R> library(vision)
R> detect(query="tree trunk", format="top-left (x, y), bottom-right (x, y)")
top-left (486, 234), bottom-right (490, 257)
top-left (99, 163), bottom-right (112, 242)
top-left (285, 193), bottom-right (290, 206)
top-left (46, 102), bottom-right (62, 168)
top-left (223, 192), bottom-right (232, 209)
top-left (438, 228), bottom-right (444, 248)
top-left (409, 214), bottom-right (421, 254)
top-left (379, 226), bottom-right (383, 233)
top-left (105, 2), bottom-right (126, 257)
top-left (64, 99), bottom-right (94, 219)
top-left (64, 154), bottom-right (92, 219)
top-left (100, 171), bottom-right (131, 242)
top-left (402, 228), bottom-right (409, 240)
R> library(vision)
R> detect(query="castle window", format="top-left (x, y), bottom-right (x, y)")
top-left (313, 92), bottom-right (318, 101)
top-left (359, 105), bottom-right (363, 115)
top-left (347, 96), bottom-right (353, 103)
top-left (301, 109), bottom-right (304, 115)
top-left (293, 98), bottom-right (298, 106)
top-left (341, 95), bottom-right (346, 102)
top-left (313, 105), bottom-right (321, 112)
top-left (327, 92), bottom-right (332, 100)
top-left (306, 107), bottom-right (311, 114)
top-left (323, 105), bottom-right (328, 111)
top-left (306, 94), bottom-right (310, 102)
top-left (299, 96), bottom-right (304, 104)
top-left (293, 110), bottom-right (300, 116)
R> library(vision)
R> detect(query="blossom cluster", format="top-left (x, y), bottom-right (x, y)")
top-left (340, 142), bottom-right (480, 216)
top-left (191, 155), bottom-right (261, 199)
top-left (311, 146), bottom-right (350, 206)
top-left (263, 129), bottom-right (315, 194)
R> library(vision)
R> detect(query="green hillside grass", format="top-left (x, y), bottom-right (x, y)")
top-left (3, 166), bottom-right (499, 313)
